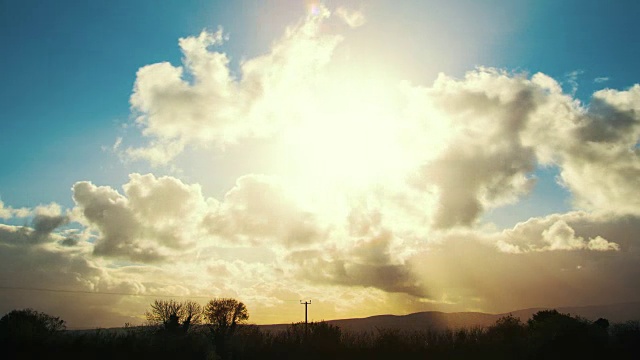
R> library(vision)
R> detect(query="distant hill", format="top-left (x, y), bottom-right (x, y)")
top-left (508, 302), bottom-right (640, 325)
top-left (259, 301), bottom-right (640, 333)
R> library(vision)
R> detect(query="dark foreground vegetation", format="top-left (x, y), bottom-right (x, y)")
top-left (2, 305), bottom-right (639, 360)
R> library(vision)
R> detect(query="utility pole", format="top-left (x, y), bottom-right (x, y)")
top-left (300, 300), bottom-right (311, 326)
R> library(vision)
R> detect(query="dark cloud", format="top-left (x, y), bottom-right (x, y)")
top-left (287, 222), bottom-right (427, 298)
top-left (575, 96), bottom-right (639, 143)
top-left (32, 214), bottom-right (68, 241)
top-left (414, 78), bottom-right (540, 228)
top-left (60, 237), bottom-right (79, 247)
top-left (289, 249), bottom-right (427, 298)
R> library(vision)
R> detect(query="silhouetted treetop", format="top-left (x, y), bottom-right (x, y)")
top-left (145, 299), bottom-right (202, 334)
top-left (0, 308), bottom-right (65, 345)
top-left (204, 297), bottom-right (248, 334)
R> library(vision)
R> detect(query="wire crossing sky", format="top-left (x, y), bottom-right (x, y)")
top-left (1, 0), bottom-right (639, 328)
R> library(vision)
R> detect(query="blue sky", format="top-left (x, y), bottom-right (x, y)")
top-left (1, 1), bottom-right (639, 327)
top-left (2, 0), bottom-right (232, 207)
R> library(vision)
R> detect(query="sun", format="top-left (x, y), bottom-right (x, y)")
top-left (260, 26), bottom-right (455, 210)
top-left (273, 72), bottom-right (418, 201)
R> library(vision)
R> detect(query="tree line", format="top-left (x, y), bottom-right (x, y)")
top-left (1, 300), bottom-right (639, 359)
top-left (144, 298), bottom-right (248, 336)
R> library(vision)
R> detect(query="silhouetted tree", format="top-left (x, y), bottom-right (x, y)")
top-left (204, 297), bottom-right (248, 335)
top-left (0, 308), bottom-right (65, 348)
top-left (180, 299), bottom-right (203, 333)
top-left (145, 299), bottom-right (202, 334)
top-left (594, 317), bottom-right (609, 329)
top-left (483, 314), bottom-right (526, 359)
top-left (527, 310), bottom-right (594, 359)
top-left (488, 314), bottom-right (525, 339)
top-left (611, 320), bottom-right (640, 358)
top-left (204, 298), bottom-right (248, 359)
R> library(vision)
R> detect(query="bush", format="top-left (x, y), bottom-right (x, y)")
top-left (611, 320), bottom-right (640, 358)
top-left (0, 308), bottom-right (65, 345)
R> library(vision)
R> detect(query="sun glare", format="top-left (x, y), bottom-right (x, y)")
top-left (252, 8), bottom-right (457, 213)
top-left (274, 72), bottom-right (418, 204)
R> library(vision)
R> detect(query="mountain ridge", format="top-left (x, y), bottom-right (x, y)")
top-left (258, 301), bottom-right (640, 333)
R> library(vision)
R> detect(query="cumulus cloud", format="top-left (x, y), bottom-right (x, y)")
top-left (72, 173), bottom-right (211, 262)
top-left (406, 70), bottom-right (544, 227)
top-left (2, 169), bottom-right (640, 327)
top-left (70, 173), bottom-right (329, 262)
top-left (554, 85), bottom-right (640, 215)
top-left (0, 201), bottom-right (11, 219)
top-left (498, 212), bottom-right (621, 253)
top-left (400, 69), bottom-right (640, 226)
top-left (499, 211), bottom-right (638, 252)
top-left (203, 174), bottom-right (324, 247)
top-left (288, 231), bottom-right (426, 298)
top-left (30, 204), bottom-right (69, 242)
top-left (127, 11), bottom-right (343, 165)
top-left (67, 172), bottom-right (423, 297)
top-left (122, 3), bottom-right (640, 227)
top-left (0, 200), bottom-right (30, 219)
top-left (0, 203), bottom-right (69, 245)
top-left (68, 173), bottom-right (427, 298)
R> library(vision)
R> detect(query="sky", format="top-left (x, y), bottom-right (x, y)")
top-left (1, 0), bottom-right (639, 329)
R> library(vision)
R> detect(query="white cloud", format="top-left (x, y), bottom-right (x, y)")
top-left (498, 211), bottom-right (623, 253)
top-left (411, 69), bottom-right (541, 227)
top-left (540, 220), bottom-right (618, 251)
top-left (406, 69), bottom-right (640, 222)
top-left (203, 174), bottom-right (324, 248)
top-left (71, 174), bottom-right (212, 262)
top-left (555, 85), bottom-right (640, 215)
top-left (0, 200), bottom-right (12, 219)
top-left (123, 5), bottom-right (640, 225)
top-left (336, 7), bottom-right (366, 28)
top-left (126, 12), bottom-right (343, 165)
top-left (0, 200), bottom-right (30, 219)
top-left (565, 69), bottom-right (583, 95)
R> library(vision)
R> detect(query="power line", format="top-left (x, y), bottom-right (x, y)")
top-left (0, 285), bottom-right (213, 299)
top-left (0, 285), bottom-right (314, 303)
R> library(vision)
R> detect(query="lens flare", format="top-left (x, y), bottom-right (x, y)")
top-left (307, 1), bottom-right (322, 17)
